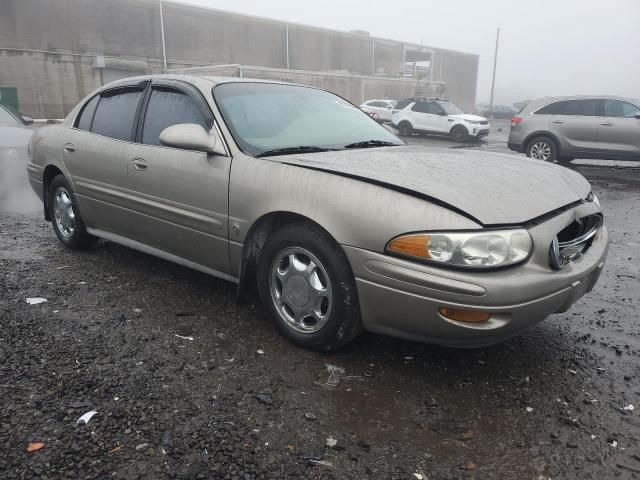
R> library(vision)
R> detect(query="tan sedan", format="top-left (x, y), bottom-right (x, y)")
top-left (27, 75), bottom-right (608, 350)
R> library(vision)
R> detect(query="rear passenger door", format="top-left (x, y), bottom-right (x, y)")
top-left (126, 80), bottom-right (232, 274)
top-left (597, 100), bottom-right (640, 158)
top-left (547, 99), bottom-right (600, 154)
top-left (63, 82), bottom-right (147, 237)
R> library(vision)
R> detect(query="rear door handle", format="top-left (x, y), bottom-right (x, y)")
top-left (63, 143), bottom-right (76, 153)
top-left (130, 158), bottom-right (148, 171)
top-left (552, 120), bottom-right (564, 124)
top-left (600, 122), bottom-right (614, 126)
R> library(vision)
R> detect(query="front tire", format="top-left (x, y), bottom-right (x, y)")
top-left (397, 121), bottom-right (413, 136)
top-left (48, 175), bottom-right (97, 249)
top-left (526, 136), bottom-right (558, 162)
top-left (450, 125), bottom-right (468, 142)
top-left (257, 223), bottom-right (362, 350)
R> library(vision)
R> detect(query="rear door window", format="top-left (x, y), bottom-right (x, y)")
top-left (564, 100), bottom-right (599, 116)
top-left (604, 100), bottom-right (640, 118)
top-left (91, 88), bottom-right (144, 141)
top-left (141, 88), bottom-right (208, 146)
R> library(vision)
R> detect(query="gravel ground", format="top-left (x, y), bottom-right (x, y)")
top-left (1, 153), bottom-right (640, 479)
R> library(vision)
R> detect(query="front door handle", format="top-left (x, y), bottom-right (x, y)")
top-left (552, 120), bottom-right (564, 124)
top-left (600, 122), bottom-right (614, 126)
top-left (63, 143), bottom-right (76, 153)
top-left (130, 158), bottom-right (148, 171)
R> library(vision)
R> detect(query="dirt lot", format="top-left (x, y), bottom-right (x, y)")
top-left (1, 144), bottom-right (640, 479)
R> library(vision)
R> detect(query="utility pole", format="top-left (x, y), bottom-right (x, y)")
top-left (488, 27), bottom-right (500, 118)
top-left (159, 0), bottom-right (167, 69)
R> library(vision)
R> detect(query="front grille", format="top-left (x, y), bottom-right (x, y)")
top-left (549, 214), bottom-right (602, 270)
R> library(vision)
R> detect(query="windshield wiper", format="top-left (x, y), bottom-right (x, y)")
top-left (344, 140), bottom-right (400, 149)
top-left (257, 146), bottom-right (336, 158)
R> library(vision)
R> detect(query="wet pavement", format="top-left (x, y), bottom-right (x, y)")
top-left (1, 132), bottom-right (640, 479)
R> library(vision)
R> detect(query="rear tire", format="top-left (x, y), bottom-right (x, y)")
top-left (526, 136), bottom-right (558, 162)
top-left (450, 125), bottom-right (469, 142)
top-left (257, 222), bottom-right (362, 351)
top-left (48, 175), bottom-right (97, 249)
top-left (397, 121), bottom-right (413, 136)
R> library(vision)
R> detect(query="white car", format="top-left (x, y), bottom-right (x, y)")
top-left (392, 99), bottom-right (490, 142)
top-left (359, 99), bottom-right (396, 122)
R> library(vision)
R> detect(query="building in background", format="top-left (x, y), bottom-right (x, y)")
top-left (0, 0), bottom-right (479, 118)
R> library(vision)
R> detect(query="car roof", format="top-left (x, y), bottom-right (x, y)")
top-left (527, 95), bottom-right (639, 107)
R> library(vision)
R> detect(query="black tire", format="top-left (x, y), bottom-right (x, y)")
top-left (397, 121), bottom-right (413, 136)
top-left (257, 222), bottom-right (362, 351)
top-left (526, 136), bottom-right (558, 162)
top-left (450, 125), bottom-right (468, 142)
top-left (48, 174), bottom-right (97, 249)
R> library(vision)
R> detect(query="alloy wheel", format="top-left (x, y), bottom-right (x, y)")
top-left (53, 187), bottom-right (75, 238)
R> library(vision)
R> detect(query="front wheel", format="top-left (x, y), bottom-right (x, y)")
top-left (397, 121), bottom-right (413, 136)
top-left (257, 223), bottom-right (362, 350)
top-left (450, 125), bottom-right (469, 142)
top-left (48, 175), bottom-right (97, 249)
top-left (526, 136), bottom-right (558, 162)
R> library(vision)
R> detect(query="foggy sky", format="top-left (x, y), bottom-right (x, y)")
top-left (173, 0), bottom-right (640, 106)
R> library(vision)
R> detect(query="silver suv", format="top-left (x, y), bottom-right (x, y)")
top-left (508, 96), bottom-right (640, 162)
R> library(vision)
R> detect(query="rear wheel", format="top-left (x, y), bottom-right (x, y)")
top-left (257, 223), bottom-right (362, 350)
top-left (526, 136), bottom-right (558, 162)
top-left (450, 125), bottom-right (468, 142)
top-left (48, 175), bottom-right (97, 249)
top-left (397, 121), bottom-right (413, 136)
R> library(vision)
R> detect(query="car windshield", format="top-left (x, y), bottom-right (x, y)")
top-left (214, 82), bottom-right (402, 157)
top-left (0, 105), bottom-right (20, 125)
top-left (436, 101), bottom-right (464, 115)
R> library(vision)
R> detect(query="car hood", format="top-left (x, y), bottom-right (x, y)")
top-left (271, 145), bottom-right (591, 226)
top-left (449, 113), bottom-right (487, 122)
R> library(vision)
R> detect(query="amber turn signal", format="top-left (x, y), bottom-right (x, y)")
top-left (387, 234), bottom-right (431, 259)
top-left (439, 307), bottom-right (491, 323)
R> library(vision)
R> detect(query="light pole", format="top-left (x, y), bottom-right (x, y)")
top-left (488, 27), bottom-right (500, 118)
top-left (159, 0), bottom-right (167, 69)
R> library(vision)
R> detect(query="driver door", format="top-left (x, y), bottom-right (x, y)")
top-left (126, 81), bottom-right (232, 274)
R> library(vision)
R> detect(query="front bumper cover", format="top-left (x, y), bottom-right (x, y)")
top-left (344, 201), bottom-right (608, 347)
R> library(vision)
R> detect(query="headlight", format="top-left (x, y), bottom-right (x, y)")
top-left (386, 229), bottom-right (533, 269)
top-left (466, 120), bottom-right (480, 125)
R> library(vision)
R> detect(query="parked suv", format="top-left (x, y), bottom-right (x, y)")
top-left (392, 99), bottom-right (490, 142)
top-left (509, 96), bottom-right (640, 162)
top-left (359, 99), bottom-right (396, 122)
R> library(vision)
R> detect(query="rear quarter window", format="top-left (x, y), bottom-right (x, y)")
top-left (75, 95), bottom-right (99, 131)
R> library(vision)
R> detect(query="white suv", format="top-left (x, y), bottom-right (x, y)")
top-left (392, 99), bottom-right (490, 142)
top-left (359, 99), bottom-right (396, 122)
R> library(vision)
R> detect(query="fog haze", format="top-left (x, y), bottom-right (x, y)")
top-left (177, 0), bottom-right (640, 106)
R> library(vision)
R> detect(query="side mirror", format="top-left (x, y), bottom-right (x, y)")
top-left (159, 123), bottom-right (226, 155)
top-left (635, 113), bottom-right (640, 120)
top-left (20, 114), bottom-right (34, 126)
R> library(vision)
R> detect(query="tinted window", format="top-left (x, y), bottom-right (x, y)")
top-left (76, 95), bottom-right (99, 131)
top-left (535, 101), bottom-right (566, 115)
top-left (604, 100), bottom-right (640, 118)
top-left (394, 100), bottom-right (412, 110)
top-left (411, 102), bottom-right (430, 113)
top-left (91, 88), bottom-right (143, 141)
top-left (564, 100), bottom-right (599, 116)
top-left (370, 101), bottom-right (387, 108)
top-left (141, 88), bottom-right (207, 146)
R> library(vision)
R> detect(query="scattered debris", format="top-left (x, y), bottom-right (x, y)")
top-left (526, 407), bottom-right (534, 413)
top-left (304, 412), bottom-right (317, 421)
top-left (623, 404), bottom-right (635, 411)
top-left (413, 474), bottom-right (424, 479)
top-left (174, 334), bottom-right (194, 341)
top-left (25, 297), bottom-right (47, 305)
top-left (256, 349), bottom-right (265, 355)
top-left (255, 394), bottom-right (273, 406)
top-left (26, 442), bottom-right (45, 453)
top-left (609, 440), bottom-right (618, 448)
top-left (325, 437), bottom-right (337, 448)
top-left (135, 443), bottom-right (150, 451)
top-left (108, 445), bottom-right (123, 454)
top-left (568, 369), bottom-right (577, 375)
top-left (308, 459), bottom-right (333, 467)
top-left (314, 364), bottom-right (345, 389)
top-left (77, 410), bottom-right (97, 424)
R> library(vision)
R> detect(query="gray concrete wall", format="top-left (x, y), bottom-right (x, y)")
top-left (0, 0), bottom-right (478, 118)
